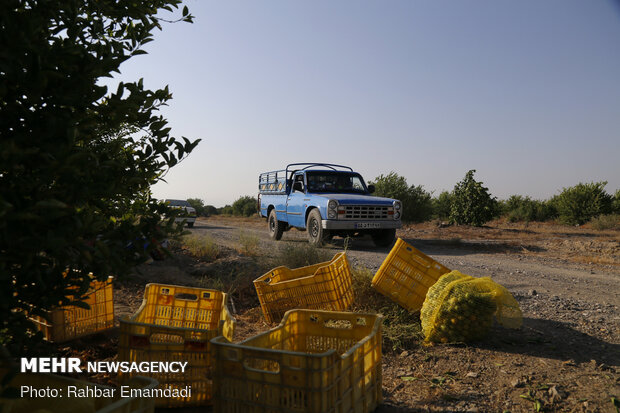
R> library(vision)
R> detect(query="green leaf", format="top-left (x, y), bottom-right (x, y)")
top-left (535, 400), bottom-right (543, 412)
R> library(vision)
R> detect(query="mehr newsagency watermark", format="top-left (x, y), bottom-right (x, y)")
top-left (19, 357), bottom-right (191, 399)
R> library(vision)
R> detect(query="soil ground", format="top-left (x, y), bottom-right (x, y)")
top-left (66, 216), bottom-right (620, 412)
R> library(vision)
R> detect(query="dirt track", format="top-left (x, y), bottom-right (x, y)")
top-left (182, 216), bottom-right (619, 413)
top-left (192, 216), bottom-right (620, 310)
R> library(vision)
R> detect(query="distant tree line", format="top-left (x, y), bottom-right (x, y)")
top-left (187, 196), bottom-right (257, 217)
top-left (370, 170), bottom-right (620, 229)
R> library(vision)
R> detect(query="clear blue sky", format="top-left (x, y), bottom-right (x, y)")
top-left (112, 0), bottom-right (620, 207)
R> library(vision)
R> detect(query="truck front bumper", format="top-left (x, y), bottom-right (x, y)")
top-left (174, 217), bottom-right (197, 224)
top-left (321, 220), bottom-right (401, 230)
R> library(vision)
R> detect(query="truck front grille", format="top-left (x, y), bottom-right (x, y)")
top-left (340, 205), bottom-right (390, 220)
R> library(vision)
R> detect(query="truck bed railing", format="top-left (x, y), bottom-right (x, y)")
top-left (286, 163), bottom-right (353, 173)
top-left (259, 163), bottom-right (354, 194)
top-left (258, 169), bottom-right (288, 194)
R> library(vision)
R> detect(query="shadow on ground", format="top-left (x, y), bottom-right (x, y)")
top-left (317, 235), bottom-right (547, 256)
top-left (476, 317), bottom-right (619, 367)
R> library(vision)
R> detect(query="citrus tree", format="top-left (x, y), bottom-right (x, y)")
top-left (0, 0), bottom-right (199, 350)
top-left (552, 182), bottom-right (613, 225)
top-left (450, 170), bottom-right (497, 226)
top-left (372, 172), bottom-right (433, 222)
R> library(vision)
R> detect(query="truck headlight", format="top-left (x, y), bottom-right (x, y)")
top-left (328, 200), bottom-right (338, 219)
top-left (393, 201), bottom-right (401, 219)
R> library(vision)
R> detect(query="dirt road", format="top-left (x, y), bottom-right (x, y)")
top-left (192, 216), bottom-right (620, 309)
top-left (183, 216), bottom-right (619, 412)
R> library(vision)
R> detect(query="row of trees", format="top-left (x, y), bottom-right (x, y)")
top-left (188, 196), bottom-right (257, 217)
top-left (372, 171), bottom-right (620, 227)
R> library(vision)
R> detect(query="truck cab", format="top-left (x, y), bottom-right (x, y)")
top-left (258, 163), bottom-right (402, 247)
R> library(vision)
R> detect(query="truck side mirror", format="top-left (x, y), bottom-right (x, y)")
top-left (293, 181), bottom-right (304, 192)
top-left (367, 184), bottom-right (375, 194)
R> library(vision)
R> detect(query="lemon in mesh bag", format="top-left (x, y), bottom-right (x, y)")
top-left (420, 270), bottom-right (522, 343)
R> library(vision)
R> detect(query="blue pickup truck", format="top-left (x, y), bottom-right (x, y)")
top-left (258, 163), bottom-right (402, 247)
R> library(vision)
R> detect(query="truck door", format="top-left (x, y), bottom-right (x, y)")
top-left (286, 173), bottom-right (307, 228)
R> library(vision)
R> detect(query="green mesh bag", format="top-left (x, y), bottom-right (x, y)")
top-left (420, 270), bottom-right (522, 343)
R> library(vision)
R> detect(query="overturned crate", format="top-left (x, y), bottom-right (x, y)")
top-left (211, 309), bottom-right (383, 413)
top-left (30, 275), bottom-right (115, 342)
top-left (372, 238), bottom-right (451, 312)
top-left (0, 369), bottom-right (157, 413)
top-left (254, 252), bottom-right (353, 323)
top-left (119, 284), bottom-right (235, 408)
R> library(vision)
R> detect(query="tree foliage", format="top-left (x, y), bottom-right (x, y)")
top-left (372, 172), bottom-right (433, 222)
top-left (187, 198), bottom-right (206, 216)
top-left (0, 0), bottom-right (199, 349)
top-left (552, 182), bottom-right (613, 225)
top-left (500, 195), bottom-right (556, 222)
top-left (450, 170), bottom-right (497, 226)
top-left (232, 196), bottom-right (258, 217)
top-left (432, 191), bottom-right (453, 221)
top-left (613, 189), bottom-right (620, 215)
top-left (204, 205), bottom-right (219, 216)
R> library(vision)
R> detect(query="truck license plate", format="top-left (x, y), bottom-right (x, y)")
top-left (355, 222), bottom-right (381, 229)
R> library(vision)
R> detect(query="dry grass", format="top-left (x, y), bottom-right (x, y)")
top-left (205, 215), bottom-right (264, 229)
top-left (180, 234), bottom-right (220, 262)
top-left (589, 214), bottom-right (620, 230)
top-left (276, 243), bottom-right (333, 269)
top-left (237, 230), bottom-right (260, 256)
top-left (351, 266), bottom-right (423, 351)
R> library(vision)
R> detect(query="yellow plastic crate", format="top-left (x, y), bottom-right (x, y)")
top-left (118, 283), bottom-right (235, 408)
top-left (211, 309), bottom-right (383, 413)
top-left (254, 252), bottom-right (354, 323)
top-left (0, 370), bottom-right (157, 413)
top-left (30, 276), bottom-right (115, 342)
top-left (372, 238), bottom-right (451, 312)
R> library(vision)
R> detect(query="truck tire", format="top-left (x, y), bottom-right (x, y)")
top-left (268, 209), bottom-right (284, 240)
top-left (307, 209), bottom-right (328, 246)
top-left (372, 228), bottom-right (396, 247)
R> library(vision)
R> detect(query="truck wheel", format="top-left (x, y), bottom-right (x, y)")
top-left (307, 209), bottom-right (327, 246)
top-left (268, 210), bottom-right (284, 240)
top-left (372, 229), bottom-right (396, 247)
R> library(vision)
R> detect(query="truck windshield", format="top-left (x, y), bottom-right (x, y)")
top-left (306, 172), bottom-right (368, 194)
top-left (166, 199), bottom-right (190, 207)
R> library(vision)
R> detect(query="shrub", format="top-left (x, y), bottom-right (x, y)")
top-left (237, 230), bottom-right (260, 256)
top-left (503, 195), bottom-right (556, 222)
top-left (450, 170), bottom-right (498, 226)
top-left (276, 243), bottom-right (332, 269)
top-left (182, 234), bottom-right (220, 262)
top-left (432, 191), bottom-right (453, 220)
top-left (371, 172), bottom-right (433, 222)
top-left (219, 205), bottom-right (233, 215)
top-left (589, 214), bottom-right (620, 230)
top-left (553, 182), bottom-right (613, 225)
top-left (232, 195), bottom-right (258, 217)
